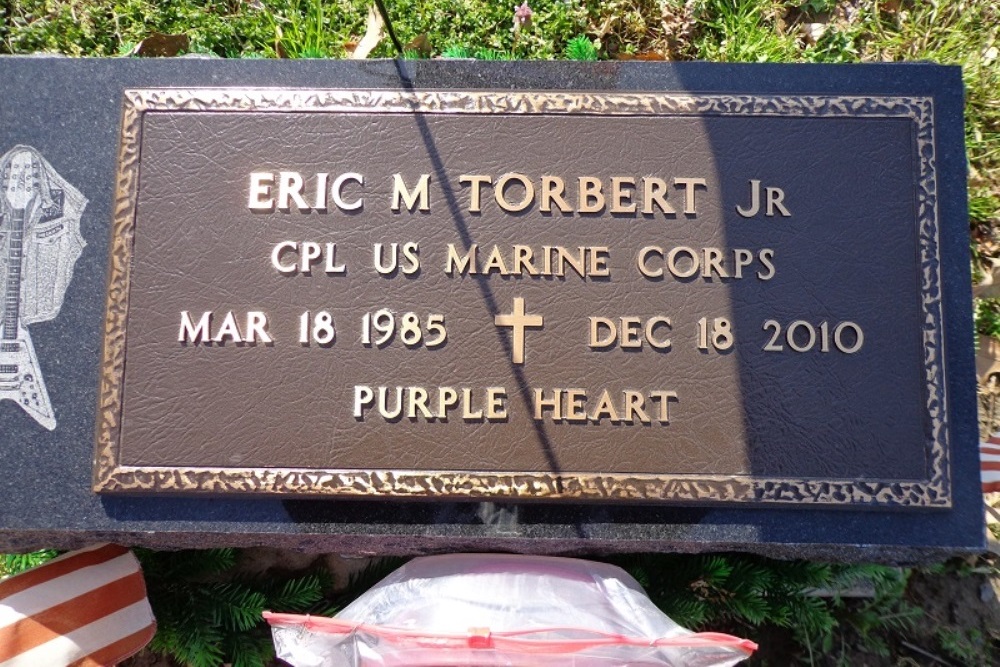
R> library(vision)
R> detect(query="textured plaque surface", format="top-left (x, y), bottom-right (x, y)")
top-left (0, 59), bottom-right (982, 559)
top-left (97, 90), bottom-right (946, 506)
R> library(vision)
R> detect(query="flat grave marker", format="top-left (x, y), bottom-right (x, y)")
top-left (0, 59), bottom-right (983, 560)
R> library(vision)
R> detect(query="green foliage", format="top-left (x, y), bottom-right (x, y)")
top-left (564, 34), bottom-right (598, 61)
top-left (917, 557), bottom-right (999, 664)
top-left (863, 1), bottom-right (1000, 199)
top-left (138, 548), bottom-right (333, 667)
top-left (802, 23), bottom-right (861, 63)
top-left (0, 549), bottom-right (58, 578)
top-left (797, 0), bottom-right (837, 14)
top-left (3, 1), bottom-right (277, 57)
top-left (264, 0), bottom-right (344, 58)
top-left (326, 0), bottom-right (588, 60)
top-left (2, 1), bottom-right (595, 60)
top-left (937, 627), bottom-right (988, 663)
top-left (971, 193), bottom-right (1000, 225)
top-left (441, 44), bottom-right (471, 59)
top-left (473, 47), bottom-right (513, 61)
top-left (815, 566), bottom-right (920, 661)
top-left (611, 553), bottom-right (834, 631)
top-left (692, 0), bottom-right (799, 63)
top-left (608, 553), bottom-right (922, 663)
top-left (977, 299), bottom-right (1000, 338)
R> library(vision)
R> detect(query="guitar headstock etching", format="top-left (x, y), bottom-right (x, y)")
top-left (0, 146), bottom-right (87, 430)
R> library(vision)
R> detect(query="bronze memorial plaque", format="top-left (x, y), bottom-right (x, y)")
top-left (94, 89), bottom-right (947, 506)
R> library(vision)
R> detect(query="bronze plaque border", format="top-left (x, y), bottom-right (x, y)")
top-left (93, 89), bottom-right (949, 506)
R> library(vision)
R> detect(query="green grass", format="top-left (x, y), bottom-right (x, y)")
top-left (692, 0), bottom-right (799, 63)
top-left (0, 549), bottom-right (58, 577)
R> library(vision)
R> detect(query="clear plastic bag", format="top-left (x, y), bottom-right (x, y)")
top-left (265, 553), bottom-right (756, 666)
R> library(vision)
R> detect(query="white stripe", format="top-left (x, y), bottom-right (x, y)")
top-left (0, 553), bottom-right (138, 629)
top-left (984, 466), bottom-right (1000, 487)
top-left (0, 600), bottom-right (153, 667)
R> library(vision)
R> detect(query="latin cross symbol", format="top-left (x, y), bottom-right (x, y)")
top-left (494, 297), bottom-right (543, 365)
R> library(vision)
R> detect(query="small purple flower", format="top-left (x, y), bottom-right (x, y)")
top-left (513, 2), bottom-right (533, 30)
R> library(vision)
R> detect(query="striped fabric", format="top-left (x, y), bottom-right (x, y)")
top-left (0, 544), bottom-right (155, 667)
top-left (985, 434), bottom-right (1000, 493)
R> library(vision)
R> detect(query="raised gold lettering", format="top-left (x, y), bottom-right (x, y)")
top-left (495, 173), bottom-right (534, 212)
top-left (589, 317), bottom-right (616, 349)
top-left (649, 390), bottom-right (678, 422)
top-left (462, 387), bottom-right (484, 421)
top-left (589, 389), bottom-right (620, 423)
top-left (533, 388), bottom-right (562, 421)
top-left (530, 388), bottom-right (677, 425)
top-left (623, 390), bottom-right (651, 423)
top-left (758, 249), bottom-right (776, 280)
top-left (482, 245), bottom-right (510, 275)
top-left (512, 245), bottom-right (538, 276)
top-left (331, 172), bottom-right (364, 211)
top-left (666, 246), bottom-right (699, 279)
top-left (277, 171), bottom-right (309, 211)
top-left (392, 173), bottom-right (430, 212)
top-left (589, 246), bottom-right (610, 277)
top-left (248, 172), bottom-right (274, 210)
top-left (354, 385), bottom-right (374, 419)
top-left (641, 177), bottom-right (674, 215)
top-left (459, 174), bottom-right (491, 212)
top-left (213, 311), bottom-right (243, 343)
top-left (540, 175), bottom-right (571, 213)
top-left (637, 246), bottom-right (663, 278)
top-left (486, 387), bottom-right (508, 421)
top-left (179, 311), bottom-right (211, 343)
top-left (646, 317), bottom-right (671, 350)
top-left (578, 177), bottom-right (605, 213)
top-left (610, 177), bottom-right (636, 213)
top-left (673, 177), bottom-right (707, 215)
top-left (407, 386), bottom-right (434, 420)
top-left (620, 317), bottom-right (642, 348)
top-left (446, 243), bottom-right (477, 275)
top-left (437, 387), bottom-right (459, 420)
top-left (566, 389), bottom-right (588, 422)
top-left (702, 247), bottom-right (730, 279)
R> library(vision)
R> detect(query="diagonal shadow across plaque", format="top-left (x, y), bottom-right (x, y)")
top-left (93, 89), bottom-right (949, 507)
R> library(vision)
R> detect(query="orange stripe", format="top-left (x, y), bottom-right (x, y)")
top-left (0, 571), bottom-right (147, 662)
top-left (982, 461), bottom-right (1000, 471)
top-left (0, 545), bottom-right (128, 602)
top-left (981, 445), bottom-right (1000, 453)
top-left (985, 483), bottom-right (1000, 492)
top-left (67, 625), bottom-right (157, 667)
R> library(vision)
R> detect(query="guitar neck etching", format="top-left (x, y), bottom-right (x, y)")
top-left (0, 146), bottom-right (87, 431)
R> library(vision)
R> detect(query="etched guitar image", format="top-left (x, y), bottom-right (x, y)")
top-left (0, 147), bottom-right (86, 430)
